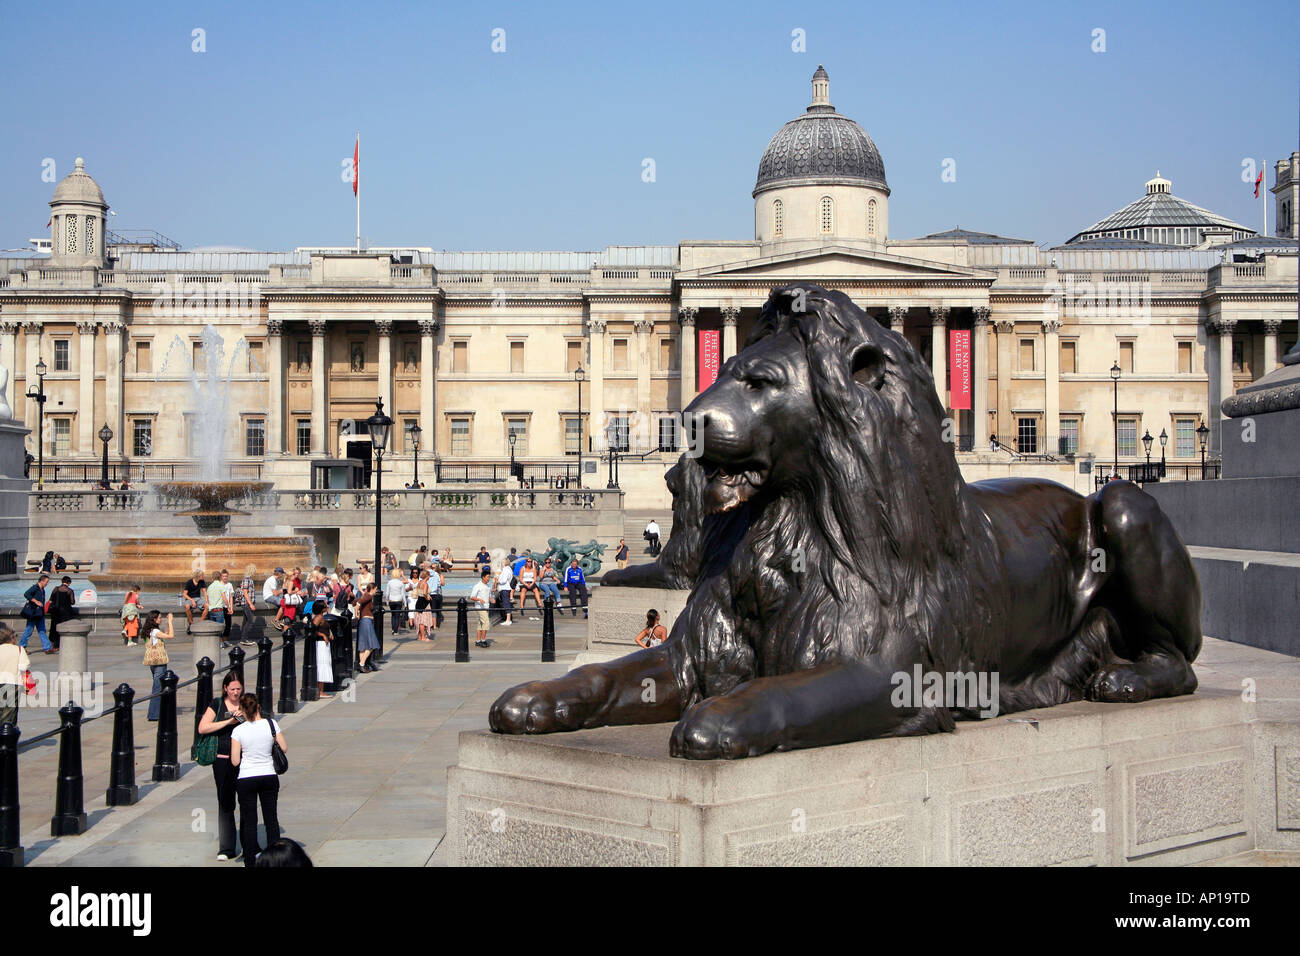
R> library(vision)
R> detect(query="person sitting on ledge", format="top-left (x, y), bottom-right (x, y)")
top-left (634, 608), bottom-right (668, 649)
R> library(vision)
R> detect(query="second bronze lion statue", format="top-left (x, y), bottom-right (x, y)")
top-left (491, 283), bottom-right (1202, 759)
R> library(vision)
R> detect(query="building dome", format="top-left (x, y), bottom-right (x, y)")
top-left (1066, 172), bottom-right (1253, 247)
top-left (51, 157), bottom-right (106, 207)
top-left (754, 67), bottom-right (888, 197)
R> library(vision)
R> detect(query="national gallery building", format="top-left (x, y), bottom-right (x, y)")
top-left (2, 67), bottom-right (1297, 504)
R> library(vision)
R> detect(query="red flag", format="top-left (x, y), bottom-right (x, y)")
top-left (352, 137), bottom-right (359, 196)
top-left (1254, 169), bottom-right (1263, 198)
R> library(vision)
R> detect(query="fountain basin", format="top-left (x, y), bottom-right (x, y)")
top-left (89, 535), bottom-right (316, 591)
top-left (154, 480), bottom-right (275, 536)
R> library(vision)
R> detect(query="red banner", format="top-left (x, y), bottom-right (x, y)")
top-left (949, 329), bottom-right (971, 410)
top-left (698, 329), bottom-right (720, 392)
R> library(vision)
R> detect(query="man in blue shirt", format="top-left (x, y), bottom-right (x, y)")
top-left (21, 573), bottom-right (53, 653)
top-left (475, 546), bottom-right (491, 572)
top-left (562, 558), bottom-right (588, 619)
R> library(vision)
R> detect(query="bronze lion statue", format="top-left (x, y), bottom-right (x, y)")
top-left (491, 283), bottom-right (1202, 758)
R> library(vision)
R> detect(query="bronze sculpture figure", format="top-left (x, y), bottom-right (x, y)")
top-left (491, 283), bottom-right (1203, 759)
top-left (600, 453), bottom-right (704, 590)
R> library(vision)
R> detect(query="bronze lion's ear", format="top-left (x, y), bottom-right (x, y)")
top-left (850, 343), bottom-right (886, 391)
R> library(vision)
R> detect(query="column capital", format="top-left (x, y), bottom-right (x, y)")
top-left (418, 318), bottom-right (440, 336)
top-left (1263, 319), bottom-right (1282, 334)
top-left (76, 321), bottom-right (98, 336)
top-left (308, 319), bottom-right (328, 336)
top-left (266, 319), bottom-right (284, 336)
top-left (633, 317), bottom-right (655, 334)
top-left (1, 321), bottom-right (21, 334)
top-left (1041, 319), bottom-right (1062, 335)
top-left (973, 306), bottom-right (992, 326)
top-left (1215, 318), bottom-right (1237, 335)
top-left (931, 306), bottom-right (950, 326)
top-left (677, 306), bottom-right (698, 328)
top-left (994, 319), bottom-right (1015, 334)
top-left (101, 321), bottom-right (125, 335)
top-left (888, 306), bottom-right (908, 329)
top-left (374, 318), bottom-right (394, 337)
top-left (587, 316), bottom-right (607, 334)
top-left (720, 307), bottom-right (740, 327)
top-left (21, 321), bottom-right (41, 334)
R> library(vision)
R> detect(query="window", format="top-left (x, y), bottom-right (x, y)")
top-left (1060, 340), bottom-right (1076, 374)
top-left (1119, 341), bottom-right (1134, 373)
top-left (1231, 340), bottom-right (1246, 375)
top-left (658, 416), bottom-right (680, 452)
top-left (133, 419), bottom-right (153, 457)
top-left (1174, 417), bottom-right (1196, 458)
top-left (566, 341), bottom-right (582, 372)
top-left (403, 420), bottom-right (420, 452)
top-left (612, 339), bottom-right (629, 371)
top-left (193, 342), bottom-right (206, 374)
top-left (510, 341), bottom-right (524, 374)
top-left (85, 216), bottom-right (95, 255)
top-left (1019, 339), bottom-right (1035, 371)
top-left (564, 417), bottom-right (582, 455)
top-left (136, 341), bottom-right (151, 373)
top-left (54, 340), bottom-right (70, 372)
top-left (245, 419), bottom-right (266, 457)
top-left (247, 340), bottom-right (263, 373)
top-left (296, 420), bottom-right (311, 457)
top-left (659, 338), bottom-right (678, 371)
top-left (52, 418), bottom-right (71, 456)
top-left (187, 416), bottom-right (202, 458)
top-left (773, 198), bottom-right (784, 238)
top-left (450, 417), bottom-right (471, 456)
top-left (607, 415), bottom-right (630, 452)
top-left (1177, 341), bottom-right (1193, 374)
top-left (868, 199), bottom-right (877, 238)
top-left (505, 417), bottom-right (528, 456)
top-left (65, 215), bottom-right (77, 254)
top-left (1059, 417), bottom-right (1079, 456)
top-left (1117, 418), bottom-right (1138, 458)
top-left (452, 341), bottom-right (468, 373)
top-left (820, 196), bottom-right (834, 234)
top-left (1017, 417), bottom-right (1038, 454)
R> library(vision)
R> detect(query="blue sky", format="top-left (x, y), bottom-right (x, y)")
top-left (1, 0), bottom-right (1295, 252)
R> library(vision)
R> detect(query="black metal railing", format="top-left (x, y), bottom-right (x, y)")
top-left (434, 461), bottom-right (580, 485)
top-left (40, 461), bottom-right (265, 486)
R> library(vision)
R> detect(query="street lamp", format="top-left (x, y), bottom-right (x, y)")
top-left (605, 420), bottom-right (619, 490)
top-left (409, 423), bottom-right (422, 489)
top-left (1196, 420), bottom-right (1210, 480)
top-left (25, 357), bottom-right (48, 487)
top-left (366, 398), bottom-right (393, 662)
top-left (1158, 427), bottom-right (1168, 477)
top-left (508, 431), bottom-right (519, 485)
top-left (1110, 361), bottom-right (1121, 478)
top-left (574, 366), bottom-right (585, 489)
top-left (99, 424), bottom-right (113, 487)
top-left (1141, 429), bottom-right (1153, 484)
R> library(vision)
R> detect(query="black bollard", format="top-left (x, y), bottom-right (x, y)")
top-left (192, 657), bottom-right (214, 760)
top-left (331, 615), bottom-right (352, 684)
top-left (106, 684), bottom-right (138, 806)
top-left (152, 670), bottom-right (180, 782)
top-left (455, 597), bottom-right (470, 662)
top-left (255, 636), bottom-right (275, 712)
top-left (300, 620), bottom-right (319, 702)
top-left (51, 702), bottom-right (88, 835)
top-left (542, 596), bottom-right (556, 663)
top-left (0, 722), bottom-right (23, 866)
top-left (227, 645), bottom-right (246, 682)
top-left (277, 627), bottom-right (299, 714)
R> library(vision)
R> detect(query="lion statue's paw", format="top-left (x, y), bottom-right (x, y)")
top-left (489, 681), bottom-right (576, 734)
top-left (1086, 665), bottom-right (1150, 703)
top-left (669, 695), bottom-right (785, 760)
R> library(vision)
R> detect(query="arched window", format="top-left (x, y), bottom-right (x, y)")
top-left (773, 199), bottom-right (784, 238)
top-left (867, 199), bottom-right (877, 238)
top-left (820, 196), bottom-right (834, 235)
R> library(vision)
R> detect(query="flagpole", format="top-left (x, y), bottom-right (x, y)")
top-left (355, 132), bottom-right (361, 253)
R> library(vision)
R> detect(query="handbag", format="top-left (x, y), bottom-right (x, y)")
top-left (20, 602), bottom-right (38, 620)
top-left (23, 670), bottom-right (36, 695)
top-left (142, 634), bottom-right (168, 667)
top-left (193, 729), bottom-right (218, 766)
top-left (268, 719), bottom-right (288, 775)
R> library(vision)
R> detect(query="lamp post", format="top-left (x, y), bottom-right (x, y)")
top-left (1158, 427), bottom-right (1168, 478)
top-left (409, 423), bottom-right (422, 489)
top-left (1196, 420), bottom-right (1210, 480)
top-left (99, 424), bottom-right (113, 487)
top-left (1141, 429), bottom-right (1153, 483)
top-left (574, 366), bottom-right (585, 489)
top-left (1110, 361), bottom-right (1121, 478)
top-left (508, 431), bottom-right (518, 485)
top-left (605, 420), bottom-right (619, 490)
top-left (366, 399), bottom-right (393, 661)
top-left (25, 357), bottom-right (47, 487)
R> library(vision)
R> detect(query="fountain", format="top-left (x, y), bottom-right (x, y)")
top-left (90, 325), bottom-right (315, 590)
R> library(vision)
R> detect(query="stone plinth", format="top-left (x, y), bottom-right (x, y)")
top-left (574, 585), bottom-right (688, 667)
top-left (190, 620), bottom-right (224, 668)
top-left (53, 619), bottom-right (92, 707)
top-left (447, 688), bottom-right (1300, 866)
top-left (0, 419), bottom-right (30, 580)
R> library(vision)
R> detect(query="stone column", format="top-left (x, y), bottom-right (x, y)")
top-left (308, 319), bottom-right (327, 456)
top-left (973, 307), bottom-right (991, 450)
top-left (995, 320), bottom-right (1014, 447)
top-left (266, 320), bottom-right (284, 455)
top-left (419, 317), bottom-right (438, 456)
top-left (720, 307), bottom-right (739, 363)
top-left (375, 319), bottom-right (393, 450)
top-left (1263, 320), bottom-right (1281, 372)
top-left (23, 322), bottom-right (41, 435)
top-left (587, 317), bottom-right (606, 441)
top-left (1042, 317), bottom-right (1061, 457)
top-left (76, 322), bottom-right (97, 456)
top-left (102, 322), bottom-right (124, 458)
top-left (634, 317), bottom-right (653, 448)
top-left (888, 306), bottom-right (907, 335)
top-left (0, 322), bottom-right (19, 418)
top-left (1216, 318), bottom-right (1236, 456)
top-left (930, 306), bottom-right (949, 411)
top-left (678, 307), bottom-right (697, 410)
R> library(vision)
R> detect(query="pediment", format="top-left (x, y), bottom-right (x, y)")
top-left (679, 244), bottom-right (992, 283)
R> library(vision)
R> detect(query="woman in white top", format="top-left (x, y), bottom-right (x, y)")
top-left (0, 625), bottom-right (32, 728)
top-left (495, 562), bottom-right (515, 626)
top-left (517, 558), bottom-right (543, 619)
top-left (229, 693), bottom-right (286, 868)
